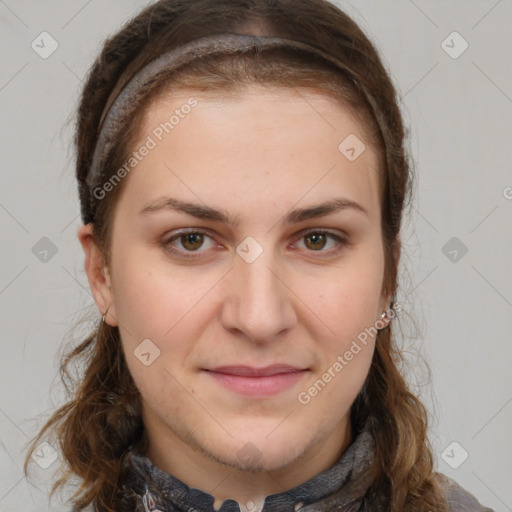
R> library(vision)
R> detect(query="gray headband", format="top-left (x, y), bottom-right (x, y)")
top-left (86, 32), bottom-right (388, 212)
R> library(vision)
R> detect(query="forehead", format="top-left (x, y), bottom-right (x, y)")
top-left (118, 86), bottom-right (382, 223)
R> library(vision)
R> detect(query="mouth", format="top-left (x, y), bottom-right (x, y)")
top-left (203, 364), bottom-right (308, 397)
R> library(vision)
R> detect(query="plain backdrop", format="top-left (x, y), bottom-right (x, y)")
top-left (0, 1), bottom-right (511, 510)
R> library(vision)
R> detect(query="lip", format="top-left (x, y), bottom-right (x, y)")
top-left (203, 365), bottom-right (308, 397)
top-left (209, 364), bottom-right (304, 377)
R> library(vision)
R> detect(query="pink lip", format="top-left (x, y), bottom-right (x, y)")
top-left (204, 365), bottom-right (308, 397)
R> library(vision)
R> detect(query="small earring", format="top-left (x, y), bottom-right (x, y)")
top-left (377, 309), bottom-right (391, 330)
top-left (101, 307), bottom-right (109, 325)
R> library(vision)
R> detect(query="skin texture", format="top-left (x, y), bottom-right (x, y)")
top-left (78, 87), bottom-right (396, 511)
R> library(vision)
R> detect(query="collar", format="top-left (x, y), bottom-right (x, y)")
top-left (120, 422), bottom-right (375, 512)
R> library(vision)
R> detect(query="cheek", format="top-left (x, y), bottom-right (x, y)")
top-left (111, 247), bottom-right (212, 339)
top-left (297, 277), bottom-right (378, 415)
top-left (304, 258), bottom-right (384, 341)
top-left (111, 249), bottom-right (225, 397)
top-left (294, 255), bottom-right (383, 407)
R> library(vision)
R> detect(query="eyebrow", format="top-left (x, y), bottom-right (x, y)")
top-left (139, 196), bottom-right (369, 226)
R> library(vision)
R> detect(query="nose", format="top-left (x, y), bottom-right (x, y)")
top-left (220, 249), bottom-right (297, 344)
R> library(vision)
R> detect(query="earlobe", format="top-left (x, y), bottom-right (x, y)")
top-left (77, 224), bottom-right (118, 326)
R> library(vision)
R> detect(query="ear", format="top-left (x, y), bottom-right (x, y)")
top-left (77, 223), bottom-right (118, 327)
top-left (379, 235), bottom-right (402, 321)
top-left (391, 235), bottom-right (401, 297)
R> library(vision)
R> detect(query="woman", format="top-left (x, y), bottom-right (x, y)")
top-left (24, 0), bottom-right (493, 511)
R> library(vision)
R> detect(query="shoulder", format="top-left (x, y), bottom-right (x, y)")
top-left (435, 473), bottom-right (495, 512)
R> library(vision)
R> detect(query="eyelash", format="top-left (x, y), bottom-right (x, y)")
top-left (161, 228), bottom-right (348, 260)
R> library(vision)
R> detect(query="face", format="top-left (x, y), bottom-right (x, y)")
top-left (86, 86), bottom-right (392, 473)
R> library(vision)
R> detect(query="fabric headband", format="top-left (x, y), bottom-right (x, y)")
top-left (86, 32), bottom-right (389, 211)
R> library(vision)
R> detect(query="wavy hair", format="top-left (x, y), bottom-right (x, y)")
top-left (24, 1), bottom-right (446, 510)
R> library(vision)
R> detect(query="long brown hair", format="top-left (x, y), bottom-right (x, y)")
top-left (24, 1), bottom-right (446, 510)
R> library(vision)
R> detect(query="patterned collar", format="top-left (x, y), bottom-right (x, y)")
top-left (120, 422), bottom-right (376, 512)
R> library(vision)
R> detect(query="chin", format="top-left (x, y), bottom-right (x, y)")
top-left (208, 431), bottom-right (309, 473)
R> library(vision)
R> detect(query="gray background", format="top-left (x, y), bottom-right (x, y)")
top-left (1, 0), bottom-right (511, 510)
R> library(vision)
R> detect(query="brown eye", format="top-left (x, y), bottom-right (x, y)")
top-left (304, 233), bottom-right (327, 251)
top-left (295, 230), bottom-right (347, 256)
top-left (163, 230), bottom-right (217, 257)
top-left (180, 233), bottom-right (204, 251)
